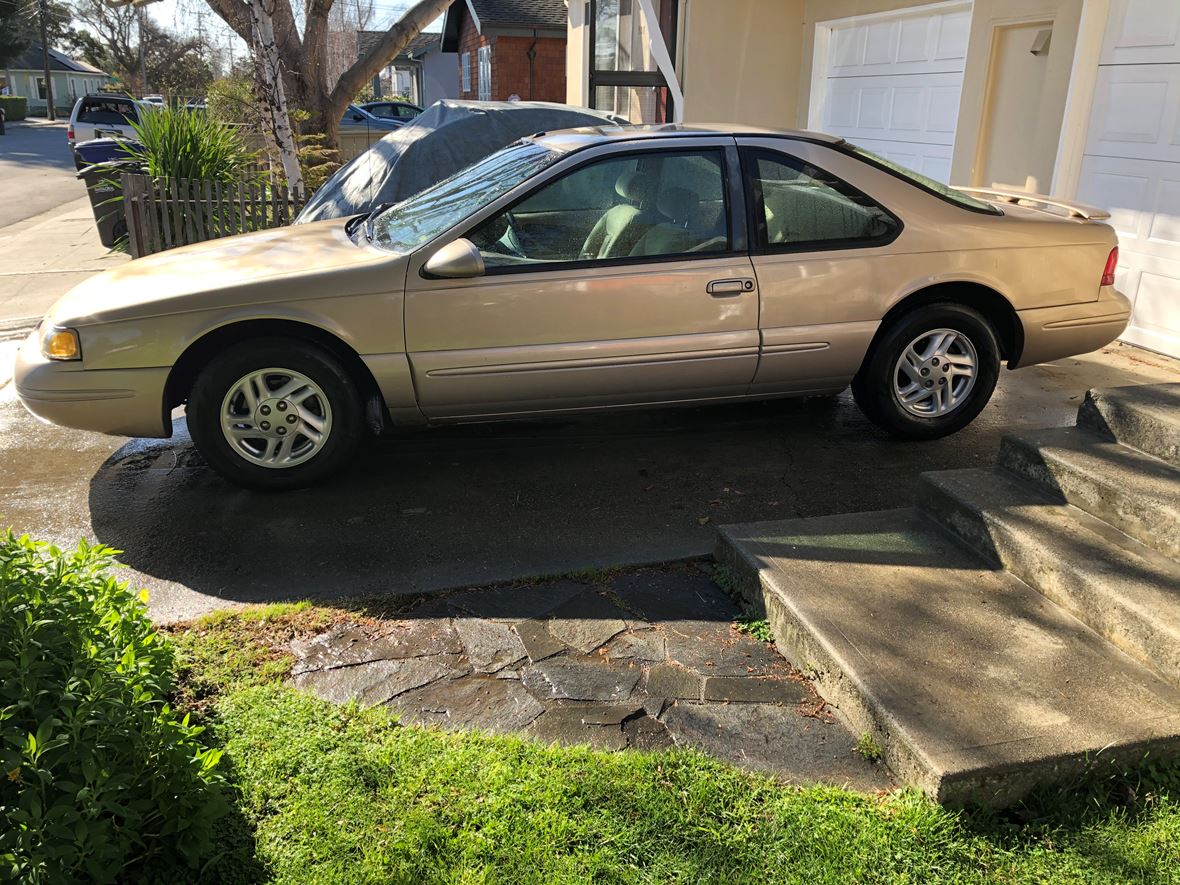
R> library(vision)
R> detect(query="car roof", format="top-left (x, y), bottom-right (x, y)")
top-left (527, 123), bottom-right (845, 153)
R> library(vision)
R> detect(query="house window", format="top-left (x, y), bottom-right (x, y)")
top-left (589, 0), bottom-right (678, 123)
top-left (36, 77), bottom-right (48, 100)
top-left (461, 52), bottom-right (471, 92)
top-left (477, 45), bottom-right (492, 101)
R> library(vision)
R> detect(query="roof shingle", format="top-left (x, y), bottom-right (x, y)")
top-left (468, 0), bottom-right (568, 29)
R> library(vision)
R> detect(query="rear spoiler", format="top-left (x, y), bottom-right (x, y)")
top-left (955, 187), bottom-right (1111, 221)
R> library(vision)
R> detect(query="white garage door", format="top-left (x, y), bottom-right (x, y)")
top-left (814, 2), bottom-right (973, 184)
top-left (1075, 0), bottom-right (1180, 358)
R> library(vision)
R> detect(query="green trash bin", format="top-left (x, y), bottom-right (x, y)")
top-left (76, 158), bottom-right (143, 249)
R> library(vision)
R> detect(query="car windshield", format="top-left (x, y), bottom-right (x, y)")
top-left (370, 141), bottom-right (561, 253)
top-left (850, 144), bottom-right (1001, 214)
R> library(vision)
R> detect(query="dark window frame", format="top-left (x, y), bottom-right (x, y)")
top-left (587, 0), bottom-right (679, 123)
top-left (739, 147), bottom-right (903, 256)
top-left (455, 144), bottom-right (746, 277)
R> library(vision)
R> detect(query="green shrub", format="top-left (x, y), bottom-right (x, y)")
top-left (123, 104), bottom-right (259, 182)
top-left (0, 96), bottom-right (27, 122)
top-left (0, 532), bottom-right (228, 883)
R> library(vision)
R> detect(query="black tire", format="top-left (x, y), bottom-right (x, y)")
top-left (186, 338), bottom-right (365, 490)
top-left (852, 303), bottom-right (1000, 439)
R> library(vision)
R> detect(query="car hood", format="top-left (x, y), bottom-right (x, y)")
top-left (49, 218), bottom-right (395, 326)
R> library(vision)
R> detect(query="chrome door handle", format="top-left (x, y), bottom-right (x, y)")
top-left (707, 278), bottom-right (755, 296)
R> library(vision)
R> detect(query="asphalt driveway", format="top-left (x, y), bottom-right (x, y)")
top-left (0, 342), bottom-right (1176, 621)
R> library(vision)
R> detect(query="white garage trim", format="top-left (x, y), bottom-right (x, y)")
top-left (1051, 0), bottom-right (1111, 197)
top-left (807, 0), bottom-right (973, 184)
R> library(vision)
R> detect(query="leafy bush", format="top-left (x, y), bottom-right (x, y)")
top-left (124, 104), bottom-right (258, 182)
top-left (0, 532), bottom-right (228, 883)
top-left (205, 76), bottom-right (257, 129)
top-left (0, 95), bottom-right (27, 122)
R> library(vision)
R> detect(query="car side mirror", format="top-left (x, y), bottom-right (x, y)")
top-left (422, 238), bottom-right (485, 279)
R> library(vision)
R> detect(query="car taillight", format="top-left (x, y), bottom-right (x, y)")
top-left (67, 126), bottom-right (74, 141)
top-left (1101, 246), bottom-right (1118, 287)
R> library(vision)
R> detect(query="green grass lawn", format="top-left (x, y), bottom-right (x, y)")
top-left (174, 603), bottom-right (1180, 884)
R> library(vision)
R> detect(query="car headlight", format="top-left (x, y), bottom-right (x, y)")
top-left (40, 326), bottom-right (82, 361)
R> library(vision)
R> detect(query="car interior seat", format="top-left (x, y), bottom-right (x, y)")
top-left (630, 187), bottom-right (701, 256)
top-left (580, 171), bottom-right (656, 260)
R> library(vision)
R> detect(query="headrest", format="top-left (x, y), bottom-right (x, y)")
top-left (615, 171), bottom-right (646, 201)
top-left (656, 187), bottom-right (698, 223)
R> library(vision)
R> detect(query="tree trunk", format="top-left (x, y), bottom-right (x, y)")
top-left (205, 0), bottom-right (450, 151)
top-left (249, 0), bottom-right (303, 192)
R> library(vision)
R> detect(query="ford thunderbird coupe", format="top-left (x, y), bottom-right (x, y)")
top-left (15, 125), bottom-right (1130, 489)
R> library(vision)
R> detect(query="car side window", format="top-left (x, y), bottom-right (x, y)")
top-left (468, 149), bottom-right (730, 270)
top-left (744, 149), bottom-right (896, 250)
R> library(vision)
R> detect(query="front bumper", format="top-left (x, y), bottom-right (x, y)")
top-left (14, 329), bottom-right (172, 438)
top-left (1012, 286), bottom-right (1132, 368)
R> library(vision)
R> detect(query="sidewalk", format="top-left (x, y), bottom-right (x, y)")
top-left (0, 197), bottom-right (129, 327)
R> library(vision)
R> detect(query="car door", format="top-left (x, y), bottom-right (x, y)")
top-left (738, 140), bottom-right (903, 394)
top-left (404, 139), bottom-right (759, 419)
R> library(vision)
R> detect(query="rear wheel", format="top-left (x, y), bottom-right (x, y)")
top-left (186, 339), bottom-right (364, 490)
top-left (852, 303), bottom-right (1000, 439)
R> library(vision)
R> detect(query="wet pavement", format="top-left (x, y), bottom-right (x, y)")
top-left (289, 566), bottom-right (889, 789)
top-left (0, 341), bottom-right (1177, 621)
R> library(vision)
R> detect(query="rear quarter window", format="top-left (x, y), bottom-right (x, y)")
top-left (77, 99), bottom-right (138, 126)
top-left (848, 144), bottom-right (1001, 215)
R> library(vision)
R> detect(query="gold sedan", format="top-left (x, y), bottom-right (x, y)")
top-left (15, 125), bottom-right (1130, 489)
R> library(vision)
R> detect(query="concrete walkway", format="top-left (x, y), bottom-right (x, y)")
top-left (0, 197), bottom-right (129, 326)
top-left (719, 383), bottom-right (1180, 806)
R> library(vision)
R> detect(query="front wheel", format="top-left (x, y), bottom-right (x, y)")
top-left (186, 339), bottom-right (364, 490)
top-left (852, 303), bottom-right (1000, 439)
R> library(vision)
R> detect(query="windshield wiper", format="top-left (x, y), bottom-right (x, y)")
top-left (363, 202), bottom-right (395, 243)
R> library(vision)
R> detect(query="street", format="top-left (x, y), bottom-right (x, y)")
top-left (1, 340), bottom-right (1176, 621)
top-left (0, 122), bottom-right (80, 228)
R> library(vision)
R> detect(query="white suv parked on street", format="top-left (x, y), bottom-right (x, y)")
top-left (67, 94), bottom-right (141, 164)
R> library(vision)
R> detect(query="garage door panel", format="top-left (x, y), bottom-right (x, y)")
top-left (1086, 64), bottom-right (1180, 163)
top-left (823, 72), bottom-right (963, 146)
top-left (828, 7), bottom-right (970, 77)
top-left (1102, 0), bottom-right (1180, 65)
top-left (1077, 154), bottom-right (1180, 259)
top-left (1083, 0), bottom-right (1180, 359)
top-left (1118, 257), bottom-right (1180, 356)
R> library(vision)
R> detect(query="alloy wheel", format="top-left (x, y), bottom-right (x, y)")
top-left (892, 328), bottom-right (978, 417)
top-left (219, 367), bottom-right (333, 468)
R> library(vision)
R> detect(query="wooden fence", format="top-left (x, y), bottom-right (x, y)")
top-left (122, 173), bottom-right (310, 259)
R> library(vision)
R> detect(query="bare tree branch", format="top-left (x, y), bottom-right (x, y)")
top-left (203, 0), bottom-right (255, 43)
top-left (328, 0), bottom-right (451, 114)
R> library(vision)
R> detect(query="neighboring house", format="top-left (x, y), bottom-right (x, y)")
top-left (2, 44), bottom-right (111, 116)
top-left (441, 0), bottom-right (568, 103)
top-left (566, 0), bottom-right (1180, 360)
top-left (398, 32), bottom-right (461, 107)
top-left (356, 30), bottom-right (456, 105)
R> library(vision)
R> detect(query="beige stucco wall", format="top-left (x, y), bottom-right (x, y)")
top-left (678, 0), bottom-right (805, 126)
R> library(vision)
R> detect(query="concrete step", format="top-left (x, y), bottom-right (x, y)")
top-left (1079, 384), bottom-right (1180, 469)
top-left (716, 508), bottom-right (1180, 806)
top-left (999, 426), bottom-right (1180, 560)
top-left (921, 467), bottom-right (1180, 687)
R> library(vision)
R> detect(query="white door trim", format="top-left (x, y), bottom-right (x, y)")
top-left (1050, 0), bottom-right (1111, 198)
top-left (807, 0), bottom-right (974, 132)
